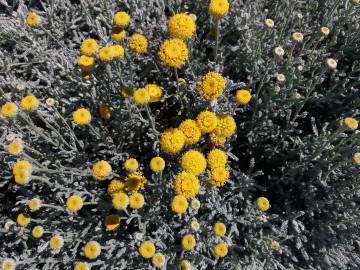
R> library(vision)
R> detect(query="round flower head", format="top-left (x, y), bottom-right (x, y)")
top-left (209, 132), bottom-right (227, 147)
top-left (191, 220), bottom-right (200, 231)
top-left (213, 243), bottom-right (228, 257)
top-left (124, 172), bottom-right (146, 192)
top-left (1, 259), bottom-right (16, 270)
top-left (271, 240), bottom-right (281, 251)
top-left (321, 26), bottom-right (330, 36)
top-left (152, 253), bottom-right (165, 268)
top-left (236, 89), bottom-right (252, 105)
top-left (14, 169), bottom-right (31, 185)
top-left (180, 150), bottom-right (207, 176)
top-left (50, 235), bottom-right (64, 250)
top-left (197, 72), bottom-right (226, 100)
top-left (354, 153), bottom-right (360, 165)
top-left (171, 195), bottom-right (189, 214)
top-left (191, 198), bottom-right (200, 210)
top-left (46, 98), bottom-right (55, 106)
top-left (207, 148), bottom-right (228, 169)
top-left (111, 27), bottom-right (126, 41)
top-left (292, 32), bottom-right (303, 42)
top-left (158, 38), bottom-right (189, 68)
top-left (209, 166), bottom-right (230, 187)
top-left (180, 260), bottom-right (192, 270)
top-left (139, 241), bottom-right (156, 259)
top-left (129, 34), bottom-right (148, 54)
top-left (265, 18), bottom-right (274, 28)
top-left (213, 115), bottom-right (236, 138)
top-left (110, 45), bottom-right (125, 60)
top-left (257, 197), bottom-right (270, 211)
top-left (92, 160), bottom-right (112, 181)
top-left (113, 11), bottom-right (130, 28)
top-left (129, 192), bottom-right (145, 209)
top-left (17, 213), bottom-right (30, 226)
top-left (326, 58), bottom-right (337, 70)
top-left (178, 119), bottom-right (201, 145)
top-left (274, 46), bottom-right (285, 57)
top-left (80, 38), bottom-right (98, 56)
top-left (124, 158), bottom-right (139, 172)
top-left (168, 13), bottom-right (196, 39)
top-left (107, 179), bottom-right (125, 196)
top-left (66, 195), bottom-right (83, 212)
top-left (77, 55), bottom-right (95, 71)
top-left (32, 225), bottom-right (44, 238)
top-left (112, 192), bottom-right (129, 209)
top-left (133, 88), bottom-right (150, 105)
top-left (196, 110), bottom-right (218, 133)
top-left (7, 139), bottom-right (23, 155)
top-left (99, 103), bottom-right (111, 120)
top-left (84, 241), bottom-right (101, 259)
top-left (214, 222), bottom-right (226, 236)
top-left (182, 234), bottom-right (196, 250)
top-left (28, 198), bottom-right (41, 211)
top-left (145, 84), bottom-right (162, 102)
top-left (99, 47), bottom-right (114, 62)
top-left (1, 102), bottom-right (18, 118)
top-left (74, 262), bottom-right (90, 270)
top-left (160, 128), bottom-right (185, 154)
top-left (276, 74), bottom-right (286, 83)
top-left (104, 214), bottom-right (121, 231)
top-left (209, 0), bottom-right (230, 18)
top-left (26, 12), bottom-right (41, 27)
top-left (13, 160), bottom-right (32, 175)
top-left (174, 171), bottom-right (200, 198)
top-left (343, 117), bottom-right (358, 130)
top-left (20, 95), bottom-right (38, 111)
top-left (150, 156), bottom-right (165, 173)
top-left (73, 108), bottom-right (91, 125)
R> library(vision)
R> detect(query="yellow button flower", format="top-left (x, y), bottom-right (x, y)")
top-left (111, 27), bottom-right (126, 41)
top-left (209, 0), bottom-right (230, 18)
top-left (124, 172), bottom-right (146, 192)
top-left (213, 242), bottom-right (228, 257)
top-left (257, 197), bottom-right (270, 211)
top-left (209, 166), bottom-right (230, 187)
top-left (1, 102), bottom-right (18, 118)
top-left (182, 234), bottom-right (196, 250)
top-left (196, 110), bottom-right (218, 133)
top-left (129, 34), bottom-right (148, 54)
top-left (99, 47), bottom-right (114, 62)
top-left (152, 253), bottom-right (165, 268)
top-left (180, 150), bottom-right (207, 176)
top-left (13, 160), bottom-right (32, 174)
top-left (197, 72), bottom-right (226, 100)
top-left (28, 198), bottom-right (42, 211)
top-left (343, 117), bottom-right (358, 130)
top-left (73, 108), bottom-right (91, 125)
top-left (1, 259), bottom-right (16, 270)
top-left (84, 241), bottom-right (101, 259)
top-left (236, 89), bottom-right (252, 105)
top-left (214, 222), bottom-right (226, 236)
top-left (139, 241), bottom-right (156, 259)
top-left (292, 32), bottom-right (303, 42)
top-left (160, 128), bottom-right (185, 154)
top-left (113, 11), bottom-right (130, 28)
top-left (74, 262), bottom-right (90, 270)
top-left (77, 55), bottom-right (95, 71)
top-left (7, 139), bottom-right (23, 155)
top-left (129, 192), bottom-right (145, 209)
top-left (80, 38), bottom-right (98, 56)
top-left (191, 198), bottom-right (200, 210)
top-left (110, 45), bottom-right (125, 60)
top-left (66, 195), bottom-right (83, 212)
top-left (124, 158), bottom-right (139, 172)
top-left (133, 88), bottom-right (150, 105)
top-left (150, 156), bottom-right (165, 173)
top-left (14, 169), bottom-right (32, 185)
top-left (32, 225), bottom-right (44, 238)
top-left (26, 12), bottom-right (41, 27)
top-left (17, 213), bottom-right (30, 226)
top-left (179, 260), bottom-right (192, 270)
top-left (92, 160), bottom-right (112, 181)
top-left (168, 13), bottom-right (196, 40)
top-left (112, 192), bottom-right (129, 209)
top-left (174, 171), bottom-right (200, 198)
top-left (158, 38), bottom-right (189, 68)
top-left (50, 235), bottom-right (64, 250)
top-left (354, 153), bottom-right (360, 165)
top-left (107, 179), bottom-right (125, 196)
top-left (178, 119), bottom-right (201, 145)
top-left (145, 84), bottom-right (162, 102)
top-left (213, 115), bottom-right (236, 138)
top-left (207, 148), bottom-right (228, 169)
top-left (104, 214), bottom-right (121, 231)
top-left (20, 95), bottom-right (38, 111)
top-left (171, 195), bottom-right (188, 214)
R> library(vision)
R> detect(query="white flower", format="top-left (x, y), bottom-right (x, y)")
top-left (191, 199), bottom-right (200, 209)
top-left (1, 258), bottom-right (16, 270)
top-left (292, 32), bottom-right (303, 42)
top-left (297, 65), bottom-right (304, 71)
top-left (191, 220), bottom-right (200, 231)
top-left (46, 98), bottom-right (55, 106)
top-left (274, 46), bottom-right (285, 57)
top-left (326, 58), bottom-right (337, 70)
top-left (276, 74), bottom-right (286, 83)
top-left (265, 18), bottom-right (274, 28)
top-left (321, 26), bottom-right (330, 36)
top-left (354, 153), bottom-right (360, 165)
top-left (134, 232), bottom-right (144, 240)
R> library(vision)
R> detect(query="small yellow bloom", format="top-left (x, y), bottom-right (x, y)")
top-left (213, 115), bottom-right (236, 138)
top-left (209, 0), bottom-right (230, 18)
top-left (150, 156), bottom-right (165, 173)
top-left (1, 102), bottom-right (18, 118)
top-left (73, 108), bottom-right (91, 125)
top-left (152, 253), bottom-right (165, 268)
top-left (13, 160), bottom-right (32, 175)
top-left (196, 110), bottom-right (218, 133)
top-left (110, 45), bottom-right (125, 60)
top-left (66, 195), bottom-right (83, 212)
top-left (50, 235), bottom-right (64, 250)
top-left (112, 192), bottom-right (129, 209)
top-left (271, 240), bottom-right (281, 251)
top-left (209, 132), bottom-right (226, 147)
top-left (1, 259), bottom-right (16, 270)
top-left (178, 119), bottom-right (201, 145)
top-left (292, 32), bottom-right (303, 42)
top-left (207, 148), bottom-right (228, 169)
top-left (104, 214), bottom-right (121, 231)
top-left (124, 158), bottom-right (139, 172)
top-left (168, 13), bottom-right (196, 40)
top-left (145, 84), bottom-right (162, 102)
top-left (14, 169), bottom-right (31, 185)
top-left (99, 103), bottom-right (111, 120)
top-left (182, 234), bottom-right (196, 250)
top-left (84, 241), bottom-right (101, 259)
top-left (133, 88), bottom-right (150, 105)
top-left (98, 47), bottom-right (114, 62)
top-left (158, 38), bottom-right (189, 68)
top-left (343, 117), bottom-right (358, 130)
top-left (129, 34), bottom-right (148, 54)
top-left (257, 197), bottom-right (270, 211)
top-left (7, 139), bottom-right (23, 155)
top-left (236, 89), bottom-right (252, 105)
top-left (26, 12), bottom-right (41, 27)
top-left (80, 38), bottom-right (98, 56)
top-left (20, 95), bottom-right (38, 111)
top-left (179, 260), bottom-right (192, 270)
top-left (197, 72), bottom-right (226, 100)
top-left (171, 195), bottom-right (188, 214)
top-left (139, 241), bottom-right (156, 259)
top-left (111, 27), bottom-right (126, 41)
top-left (92, 160), bottom-right (112, 181)
top-left (113, 11), bottom-right (130, 28)
top-left (160, 128), bottom-right (185, 154)
top-left (77, 55), bottom-right (95, 71)
top-left (28, 198), bottom-right (42, 211)
top-left (214, 222), bottom-right (226, 236)
top-left (180, 150), bottom-right (207, 176)
top-left (129, 192), bottom-right (145, 209)
top-left (17, 213), bottom-right (30, 226)
top-left (174, 171), bottom-right (200, 198)
top-left (213, 242), bottom-right (228, 257)
top-left (74, 262), bottom-right (90, 270)
top-left (265, 18), bottom-right (274, 28)
top-left (32, 225), bottom-right (44, 238)
top-left (209, 166), bottom-right (230, 187)
top-left (321, 26), bottom-right (330, 36)
top-left (107, 179), bottom-right (125, 196)
top-left (354, 153), bottom-right (360, 165)
top-left (124, 172), bottom-right (146, 192)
